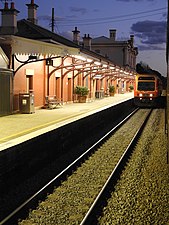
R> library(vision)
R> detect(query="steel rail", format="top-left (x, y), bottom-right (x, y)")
top-left (80, 108), bottom-right (152, 225)
top-left (0, 108), bottom-right (139, 225)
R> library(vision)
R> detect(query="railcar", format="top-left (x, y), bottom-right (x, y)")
top-left (134, 73), bottom-right (163, 107)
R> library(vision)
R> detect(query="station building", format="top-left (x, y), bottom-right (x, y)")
top-left (90, 29), bottom-right (138, 71)
top-left (0, 0), bottom-right (136, 115)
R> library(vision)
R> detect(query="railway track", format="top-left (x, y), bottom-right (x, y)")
top-left (98, 108), bottom-right (168, 224)
top-left (0, 108), bottom-right (158, 225)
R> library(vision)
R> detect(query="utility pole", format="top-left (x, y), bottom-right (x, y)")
top-left (51, 8), bottom-right (54, 33)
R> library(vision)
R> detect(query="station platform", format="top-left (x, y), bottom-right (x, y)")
top-left (0, 92), bottom-right (134, 151)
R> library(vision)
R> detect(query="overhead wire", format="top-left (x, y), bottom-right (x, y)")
top-left (58, 12), bottom-right (166, 27)
top-left (58, 7), bottom-right (166, 23)
top-left (38, 7), bottom-right (166, 25)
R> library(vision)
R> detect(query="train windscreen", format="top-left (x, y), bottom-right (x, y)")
top-left (138, 82), bottom-right (155, 91)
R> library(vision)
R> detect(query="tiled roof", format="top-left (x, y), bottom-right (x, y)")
top-left (91, 36), bottom-right (110, 43)
top-left (92, 36), bottom-right (128, 45)
top-left (16, 19), bottom-right (79, 48)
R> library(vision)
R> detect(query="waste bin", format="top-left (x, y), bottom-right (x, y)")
top-left (95, 90), bottom-right (104, 99)
top-left (19, 93), bottom-right (35, 113)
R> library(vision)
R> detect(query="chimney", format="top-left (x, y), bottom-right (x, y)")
top-left (109, 29), bottom-right (116, 41)
top-left (83, 34), bottom-right (92, 50)
top-left (0, 2), bottom-right (20, 34)
top-left (26, 0), bottom-right (39, 24)
top-left (72, 27), bottom-right (80, 45)
top-left (130, 34), bottom-right (134, 46)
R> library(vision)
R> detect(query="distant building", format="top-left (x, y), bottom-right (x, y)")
top-left (90, 29), bottom-right (138, 70)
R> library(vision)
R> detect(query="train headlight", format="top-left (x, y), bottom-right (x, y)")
top-left (139, 93), bottom-right (143, 97)
top-left (149, 93), bottom-right (153, 97)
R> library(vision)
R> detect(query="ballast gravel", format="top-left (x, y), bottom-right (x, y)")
top-left (98, 109), bottom-right (169, 225)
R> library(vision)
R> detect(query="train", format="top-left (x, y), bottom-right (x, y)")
top-left (134, 73), bottom-right (165, 107)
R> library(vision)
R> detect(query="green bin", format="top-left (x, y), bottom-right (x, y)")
top-left (19, 93), bottom-right (35, 113)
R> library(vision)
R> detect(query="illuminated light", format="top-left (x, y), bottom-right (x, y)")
top-left (140, 98), bottom-right (142, 100)
top-left (139, 93), bottom-right (143, 97)
top-left (149, 93), bottom-right (153, 97)
top-left (94, 74), bottom-right (102, 79)
top-left (150, 98), bottom-right (152, 100)
top-left (102, 64), bottom-right (108, 68)
top-left (87, 58), bottom-right (93, 62)
top-left (94, 61), bottom-right (101, 65)
top-left (110, 66), bottom-right (115, 69)
top-left (75, 65), bottom-right (83, 69)
top-left (73, 55), bottom-right (86, 61)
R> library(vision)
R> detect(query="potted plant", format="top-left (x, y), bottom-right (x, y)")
top-left (75, 86), bottom-right (89, 103)
top-left (129, 85), bottom-right (134, 92)
top-left (109, 85), bottom-right (115, 96)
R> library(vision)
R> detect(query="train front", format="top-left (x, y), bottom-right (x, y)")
top-left (134, 74), bottom-right (162, 107)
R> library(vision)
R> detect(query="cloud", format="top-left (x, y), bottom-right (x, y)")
top-left (130, 20), bottom-right (166, 50)
top-left (69, 7), bottom-right (87, 15)
top-left (59, 31), bottom-right (73, 40)
top-left (137, 44), bottom-right (165, 51)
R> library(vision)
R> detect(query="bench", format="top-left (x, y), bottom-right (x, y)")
top-left (45, 96), bottom-right (62, 109)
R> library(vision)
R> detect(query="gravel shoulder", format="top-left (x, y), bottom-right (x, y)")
top-left (98, 109), bottom-right (169, 225)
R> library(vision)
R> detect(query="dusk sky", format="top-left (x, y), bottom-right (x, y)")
top-left (0, 0), bottom-right (167, 76)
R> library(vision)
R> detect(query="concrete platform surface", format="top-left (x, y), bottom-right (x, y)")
top-left (0, 93), bottom-right (134, 150)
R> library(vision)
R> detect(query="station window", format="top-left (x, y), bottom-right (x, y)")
top-left (26, 75), bottom-right (33, 92)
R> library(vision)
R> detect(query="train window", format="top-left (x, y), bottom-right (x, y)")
top-left (138, 77), bottom-right (155, 80)
top-left (138, 82), bottom-right (155, 91)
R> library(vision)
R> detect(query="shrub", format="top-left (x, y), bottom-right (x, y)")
top-left (75, 86), bottom-right (89, 96)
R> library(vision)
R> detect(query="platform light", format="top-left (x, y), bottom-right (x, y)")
top-left (94, 74), bottom-right (102, 79)
top-left (110, 66), bottom-right (115, 69)
top-left (86, 58), bottom-right (93, 63)
top-left (94, 61), bottom-right (101, 66)
top-left (72, 55), bottom-right (87, 61)
top-left (75, 65), bottom-right (83, 69)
